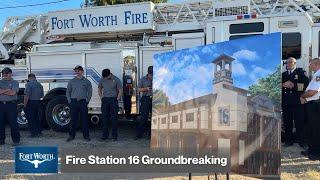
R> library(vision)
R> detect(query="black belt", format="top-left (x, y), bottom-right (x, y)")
top-left (0, 101), bottom-right (16, 104)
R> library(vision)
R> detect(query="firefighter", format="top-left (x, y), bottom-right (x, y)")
top-left (99, 69), bottom-right (122, 141)
top-left (66, 65), bottom-right (92, 142)
top-left (24, 74), bottom-right (44, 137)
top-left (300, 58), bottom-right (320, 160)
top-left (0, 67), bottom-right (20, 145)
top-left (282, 57), bottom-right (309, 147)
top-left (135, 66), bottom-right (153, 140)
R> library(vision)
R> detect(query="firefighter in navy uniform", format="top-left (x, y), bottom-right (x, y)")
top-left (282, 57), bottom-right (309, 147)
top-left (24, 74), bottom-right (44, 137)
top-left (135, 66), bottom-right (153, 140)
top-left (66, 65), bottom-right (92, 142)
top-left (99, 69), bottom-right (122, 141)
top-left (0, 67), bottom-right (21, 145)
top-left (300, 58), bottom-right (320, 160)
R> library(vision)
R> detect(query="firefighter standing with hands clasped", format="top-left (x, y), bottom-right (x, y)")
top-left (282, 57), bottom-right (309, 147)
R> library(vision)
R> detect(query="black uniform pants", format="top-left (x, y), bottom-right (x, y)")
top-left (101, 97), bottom-right (119, 139)
top-left (25, 100), bottom-right (41, 136)
top-left (305, 101), bottom-right (320, 154)
top-left (282, 104), bottom-right (305, 144)
top-left (123, 95), bottom-right (132, 116)
top-left (137, 96), bottom-right (152, 137)
top-left (0, 102), bottom-right (20, 143)
top-left (69, 99), bottom-right (89, 138)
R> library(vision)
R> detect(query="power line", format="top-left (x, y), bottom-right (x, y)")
top-left (0, 0), bottom-right (71, 10)
top-left (6, 0), bottom-right (35, 15)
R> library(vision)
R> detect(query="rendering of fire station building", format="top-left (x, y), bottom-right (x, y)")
top-left (151, 54), bottom-right (281, 175)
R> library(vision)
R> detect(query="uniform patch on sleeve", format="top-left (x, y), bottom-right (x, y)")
top-left (316, 76), bottom-right (320, 81)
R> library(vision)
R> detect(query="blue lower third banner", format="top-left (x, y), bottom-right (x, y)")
top-left (15, 146), bottom-right (58, 173)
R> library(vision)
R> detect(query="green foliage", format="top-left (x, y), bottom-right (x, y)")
top-left (152, 89), bottom-right (170, 113)
top-left (248, 65), bottom-right (281, 106)
top-left (83, 0), bottom-right (167, 7)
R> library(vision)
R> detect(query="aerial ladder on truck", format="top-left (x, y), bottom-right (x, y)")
top-left (2, 0), bottom-right (320, 62)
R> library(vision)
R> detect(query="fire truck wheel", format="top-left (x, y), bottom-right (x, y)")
top-left (46, 96), bottom-right (71, 132)
top-left (17, 96), bottom-right (45, 130)
top-left (17, 101), bottom-right (28, 129)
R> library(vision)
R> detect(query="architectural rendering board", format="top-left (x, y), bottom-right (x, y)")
top-left (151, 33), bottom-right (281, 175)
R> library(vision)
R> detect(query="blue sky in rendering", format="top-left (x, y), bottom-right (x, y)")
top-left (154, 33), bottom-right (281, 104)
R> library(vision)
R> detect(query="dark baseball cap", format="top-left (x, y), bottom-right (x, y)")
top-left (147, 66), bottom-right (153, 74)
top-left (1, 67), bottom-right (12, 74)
top-left (73, 65), bottom-right (84, 71)
top-left (102, 69), bottom-right (111, 78)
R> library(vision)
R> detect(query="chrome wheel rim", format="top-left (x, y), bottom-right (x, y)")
top-left (52, 104), bottom-right (70, 126)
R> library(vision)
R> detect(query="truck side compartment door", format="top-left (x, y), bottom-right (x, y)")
top-left (172, 32), bottom-right (205, 50)
top-left (85, 49), bottom-right (122, 110)
top-left (138, 46), bottom-right (173, 79)
top-left (206, 18), bottom-right (268, 44)
top-left (223, 18), bottom-right (269, 41)
top-left (206, 21), bottom-right (224, 44)
top-left (270, 15), bottom-right (311, 73)
top-left (312, 26), bottom-right (320, 60)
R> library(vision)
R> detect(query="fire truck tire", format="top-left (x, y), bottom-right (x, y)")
top-left (17, 96), bottom-right (45, 130)
top-left (46, 96), bottom-right (72, 132)
top-left (17, 97), bottom-right (28, 129)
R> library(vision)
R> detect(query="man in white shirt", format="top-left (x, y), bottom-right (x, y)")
top-left (300, 58), bottom-right (320, 160)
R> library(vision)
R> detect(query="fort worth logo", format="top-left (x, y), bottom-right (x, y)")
top-left (19, 152), bottom-right (54, 168)
top-left (15, 147), bottom-right (58, 173)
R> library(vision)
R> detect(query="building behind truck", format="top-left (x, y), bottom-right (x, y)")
top-left (0, 0), bottom-right (319, 131)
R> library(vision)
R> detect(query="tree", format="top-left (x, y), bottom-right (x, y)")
top-left (83, 0), bottom-right (167, 7)
top-left (152, 89), bottom-right (170, 114)
top-left (248, 65), bottom-right (281, 107)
